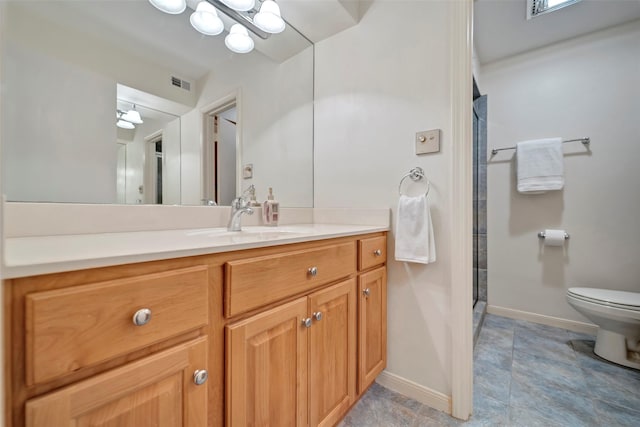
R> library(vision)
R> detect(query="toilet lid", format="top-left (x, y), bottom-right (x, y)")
top-left (568, 287), bottom-right (640, 311)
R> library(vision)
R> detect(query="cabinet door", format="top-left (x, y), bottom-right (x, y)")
top-left (25, 337), bottom-right (208, 427)
top-left (226, 298), bottom-right (308, 427)
top-left (358, 267), bottom-right (387, 394)
top-left (309, 279), bottom-right (356, 427)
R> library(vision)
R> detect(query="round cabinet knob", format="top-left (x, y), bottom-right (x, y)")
top-left (313, 311), bottom-right (323, 321)
top-left (193, 369), bottom-right (208, 385)
top-left (373, 249), bottom-right (382, 257)
top-left (302, 318), bottom-right (312, 328)
top-left (132, 308), bottom-right (152, 326)
top-left (363, 288), bottom-right (371, 297)
top-left (307, 267), bottom-right (318, 277)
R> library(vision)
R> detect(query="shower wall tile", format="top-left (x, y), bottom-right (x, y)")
top-left (478, 234), bottom-right (487, 269)
top-left (477, 200), bottom-right (487, 233)
top-left (478, 268), bottom-right (487, 302)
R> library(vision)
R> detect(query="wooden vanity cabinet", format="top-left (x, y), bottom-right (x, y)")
top-left (357, 235), bottom-right (388, 393)
top-left (4, 232), bottom-right (387, 427)
top-left (25, 337), bottom-right (209, 427)
top-left (5, 258), bottom-right (222, 427)
top-left (226, 279), bottom-right (357, 427)
top-left (357, 267), bottom-right (387, 393)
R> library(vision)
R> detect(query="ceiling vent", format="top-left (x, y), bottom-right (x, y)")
top-left (171, 76), bottom-right (191, 91)
top-left (527, 0), bottom-right (582, 20)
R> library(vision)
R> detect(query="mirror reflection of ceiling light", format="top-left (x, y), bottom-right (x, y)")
top-left (122, 106), bottom-right (144, 124)
top-left (117, 118), bottom-right (135, 130)
top-left (253, 0), bottom-right (285, 34)
top-left (117, 105), bottom-right (144, 129)
top-left (147, 0), bottom-right (285, 54)
top-left (225, 24), bottom-right (255, 53)
top-left (148, 0), bottom-right (187, 15)
top-left (190, 1), bottom-right (224, 35)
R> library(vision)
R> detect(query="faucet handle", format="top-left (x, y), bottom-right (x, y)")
top-left (231, 196), bottom-right (246, 209)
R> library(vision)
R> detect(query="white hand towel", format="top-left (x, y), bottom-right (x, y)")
top-left (516, 137), bottom-right (564, 193)
top-left (395, 194), bottom-right (436, 264)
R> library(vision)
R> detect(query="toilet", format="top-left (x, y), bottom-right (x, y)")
top-left (567, 287), bottom-right (640, 370)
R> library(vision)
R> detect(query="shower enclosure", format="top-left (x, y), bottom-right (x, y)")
top-left (472, 81), bottom-right (487, 308)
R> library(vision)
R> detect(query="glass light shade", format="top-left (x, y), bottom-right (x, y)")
top-left (122, 110), bottom-right (143, 124)
top-left (220, 0), bottom-right (255, 12)
top-left (253, 0), bottom-right (285, 34)
top-left (225, 24), bottom-right (254, 53)
top-left (148, 0), bottom-right (186, 14)
top-left (190, 1), bottom-right (224, 35)
top-left (117, 120), bottom-right (135, 130)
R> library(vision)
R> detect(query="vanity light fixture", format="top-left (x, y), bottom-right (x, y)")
top-left (253, 0), bottom-right (285, 34)
top-left (147, 0), bottom-right (285, 54)
top-left (220, 0), bottom-right (255, 12)
top-left (225, 24), bottom-right (255, 53)
top-left (148, 0), bottom-right (187, 15)
top-left (190, 1), bottom-right (224, 35)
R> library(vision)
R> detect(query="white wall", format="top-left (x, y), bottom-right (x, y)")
top-left (163, 118), bottom-right (182, 205)
top-left (315, 1), bottom-right (455, 396)
top-left (1, 2), bottom-right (193, 204)
top-left (180, 46), bottom-right (314, 207)
top-left (5, 3), bottom-right (196, 109)
top-left (2, 42), bottom-right (117, 203)
top-left (481, 21), bottom-right (640, 322)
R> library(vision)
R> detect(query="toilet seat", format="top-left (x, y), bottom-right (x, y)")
top-left (568, 287), bottom-right (640, 312)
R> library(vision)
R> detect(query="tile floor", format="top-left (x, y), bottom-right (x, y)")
top-left (340, 314), bottom-right (640, 426)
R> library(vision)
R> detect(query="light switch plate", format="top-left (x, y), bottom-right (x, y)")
top-left (243, 164), bottom-right (253, 179)
top-left (416, 129), bottom-right (441, 155)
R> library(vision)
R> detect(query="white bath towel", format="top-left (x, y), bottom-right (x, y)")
top-left (516, 138), bottom-right (564, 193)
top-left (395, 194), bottom-right (436, 264)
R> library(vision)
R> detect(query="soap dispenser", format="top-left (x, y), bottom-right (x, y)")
top-left (262, 187), bottom-right (279, 226)
top-left (247, 185), bottom-right (260, 207)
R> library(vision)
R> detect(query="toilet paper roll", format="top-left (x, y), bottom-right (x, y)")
top-left (543, 229), bottom-right (566, 247)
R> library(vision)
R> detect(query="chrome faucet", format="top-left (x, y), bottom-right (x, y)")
top-left (227, 191), bottom-right (254, 231)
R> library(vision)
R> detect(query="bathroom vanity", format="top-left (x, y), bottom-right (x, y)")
top-left (3, 226), bottom-right (388, 427)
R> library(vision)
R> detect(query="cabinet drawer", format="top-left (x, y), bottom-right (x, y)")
top-left (358, 236), bottom-right (387, 271)
top-left (225, 241), bottom-right (356, 317)
top-left (25, 266), bottom-right (209, 385)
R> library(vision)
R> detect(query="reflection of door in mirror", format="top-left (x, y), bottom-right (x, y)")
top-left (144, 134), bottom-right (163, 205)
top-left (203, 101), bottom-right (238, 206)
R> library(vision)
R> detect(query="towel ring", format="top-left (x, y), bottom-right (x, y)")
top-left (399, 167), bottom-right (430, 196)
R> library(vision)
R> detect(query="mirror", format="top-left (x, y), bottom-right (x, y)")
top-left (1, 0), bottom-right (314, 207)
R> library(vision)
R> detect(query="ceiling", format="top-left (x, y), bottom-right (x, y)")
top-left (474, 0), bottom-right (640, 64)
top-left (16, 0), bottom-right (363, 82)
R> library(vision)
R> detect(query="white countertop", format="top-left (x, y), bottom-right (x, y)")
top-left (2, 224), bottom-right (388, 279)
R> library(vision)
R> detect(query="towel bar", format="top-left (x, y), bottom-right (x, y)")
top-left (491, 137), bottom-right (590, 156)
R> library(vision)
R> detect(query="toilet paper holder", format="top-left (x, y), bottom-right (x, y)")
top-left (538, 231), bottom-right (570, 240)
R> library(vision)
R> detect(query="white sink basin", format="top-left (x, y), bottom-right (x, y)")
top-left (184, 226), bottom-right (306, 241)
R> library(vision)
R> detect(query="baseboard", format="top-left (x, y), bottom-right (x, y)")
top-left (487, 305), bottom-right (598, 335)
top-left (375, 371), bottom-right (452, 414)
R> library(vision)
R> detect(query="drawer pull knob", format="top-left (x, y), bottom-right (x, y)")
top-left (132, 308), bottom-right (152, 326)
top-left (373, 249), bottom-right (382, 256)
top-left (307, 267), bottom-right (318, 277)
top-left (313, 311), bottom-right (323, 321)
top-left (363, 288), bottom-right (371, 297)
top-left (302, 318), bottom-right (312, 328)
top-left (193, 369), bottom-right (208, 385)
